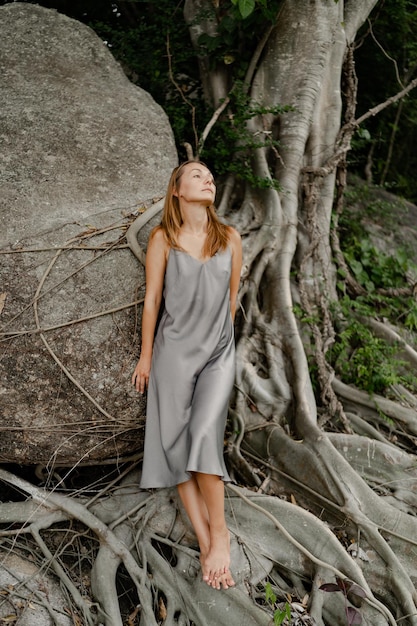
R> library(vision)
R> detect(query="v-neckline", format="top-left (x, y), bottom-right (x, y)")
top-left (177, 249), bottom-right (217, 265)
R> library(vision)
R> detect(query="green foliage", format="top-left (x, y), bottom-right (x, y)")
top-left (326, 186), bottom-right (417, 395)
top-left (274, 603), bottom-right (292, 626)
top-left (87, 0), bottom-right (287, 185)
top-left (264, 582), bottom-right (292, 625)
top-left (231, 0), bottom-right (271, 19)
top-left (344, 238), bottom-right (409, 294)
top-left (329, 309), bottom-right (408, 394)
top-left (265, 581), bottom-right (276, 604)
top-left (202, 81), bottom-right (292, 188)
top-left (195, 0), bottom-right (280, 73)
top-left (231, 0), bottom-right (256, 19)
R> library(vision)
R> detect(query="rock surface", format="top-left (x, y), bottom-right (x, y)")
top-left (0, 3), bottom-right (177, 464)
top-left (0, 552), bottom-right (72, 626)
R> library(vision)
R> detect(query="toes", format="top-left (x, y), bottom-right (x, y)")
top-left (211, 570), bottom-right (235, 590)
top-left (223, 570), bottom-right (235, 588)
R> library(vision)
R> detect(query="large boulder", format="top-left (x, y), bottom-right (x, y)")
top-left (0, 3), bottom-right (177, 465)
top-left (0, 552), bottom-right (72, 626)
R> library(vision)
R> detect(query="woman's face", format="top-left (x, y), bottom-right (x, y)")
top-left (175, 163), bottom-right (216, 204)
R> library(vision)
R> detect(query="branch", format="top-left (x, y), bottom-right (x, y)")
top-left (198, 96), bottom-right (230, 155)
top-left (362, 317), bottom-right (417, 370)
top-left (343, 0), bottom-right (379, 43)
top-left (354, 77), bottom-right (417, 127)
top-left (166, 32), bottom-right (198, 153)
top-left (367, 18), bottom-right (404, 88)
top-left (2, 228), bottom-right (124, 331)
top-left (32, 248), bottom-right (118, 422)
top-left (302, 78), bottom-right (417, 180)
top-left (0, 243), bottom-right (129, 254)
top-left (125, 198), bottom-right (165, 264)
top-left (31, 523), bottom-right (96, 625)
top-left (1, 297), bottom-right (144, 339)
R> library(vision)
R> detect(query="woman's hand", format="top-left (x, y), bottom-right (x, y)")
top-left (131, 228), bottom-right (168, 396)
top-left (131, 355), bottom-right (151, 394)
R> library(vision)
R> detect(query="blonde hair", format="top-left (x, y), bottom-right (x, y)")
top-left (153, 161), bottom-right (230, 258)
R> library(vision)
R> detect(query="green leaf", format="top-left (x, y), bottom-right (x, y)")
top-left (238, 0), bottom-right (256, 19)
top-left (273, 611), bottom-right (285, 625)
top-left (265, 582), bottom-right (277, 605)
top-left (357, 127), bottom-right (371, 141)
top-left (349, 259), bottom-right (364, 277)
top-left (273, 603), bottom-right (291, 625)
top-left (221, 15), bottom-right (237, 33)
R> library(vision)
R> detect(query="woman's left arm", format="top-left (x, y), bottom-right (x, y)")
top-left (228, 227), bottom-right (242, 322)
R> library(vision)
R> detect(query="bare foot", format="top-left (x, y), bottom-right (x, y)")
top-left (202, 527), bottom-right (233, 588)
top-left (211, 569), bottom-right (235, 590)
top-left (199, 551), bottom-right (208, 577)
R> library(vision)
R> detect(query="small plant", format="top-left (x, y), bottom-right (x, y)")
top-left (265, 582), bottom-right (292, 625)
top-left (320, 577), bottom-right (366, 625)
top-left (329, 310), bottom-right (411, 395)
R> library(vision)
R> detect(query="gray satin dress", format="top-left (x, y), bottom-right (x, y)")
top-left (140, 246), bottom-right (234, 488)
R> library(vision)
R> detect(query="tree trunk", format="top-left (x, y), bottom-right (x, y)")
top-left (185, 0), bottom-right (417, 624)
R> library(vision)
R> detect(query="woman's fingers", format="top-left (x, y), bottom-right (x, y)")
top-left (134, 372), bottom-right (148, 394)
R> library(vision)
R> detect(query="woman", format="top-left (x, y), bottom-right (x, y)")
top-left (132, 160), bottom-right (242, 590)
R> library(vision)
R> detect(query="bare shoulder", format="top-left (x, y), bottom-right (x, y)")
top-left (149, 225), bottom-right (165, 244)
top-left (226, 226), bottom-right (242, 250)
top-left (148, 226), bottom-right (169, 254)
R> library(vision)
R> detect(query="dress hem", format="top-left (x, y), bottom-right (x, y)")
top-left (140, 470), bottom-right (232, 490)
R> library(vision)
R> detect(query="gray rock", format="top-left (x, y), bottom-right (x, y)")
top-left (0, 552), bottom-right (72, 626)
top-left (0, 3), bottom-right (177, 464)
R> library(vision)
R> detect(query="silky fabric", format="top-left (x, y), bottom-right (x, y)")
top-left (140, 246), bottom-right (234, 488)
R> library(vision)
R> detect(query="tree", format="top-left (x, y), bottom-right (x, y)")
top-left (174, 1), bottom-right (417, 624)
top-left (2, 1), bottom-right (417, 625)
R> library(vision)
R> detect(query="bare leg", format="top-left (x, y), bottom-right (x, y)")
top-left (177, 476), bottom-right (211, 564)
top-left (177, 473), bottom-right (234, 590)
top-left (194, 473), bottom-right (235, 589)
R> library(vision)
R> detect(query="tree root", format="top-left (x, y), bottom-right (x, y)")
top-left (333, 377), bottom-right (417, 437)
top-left (2, 456), bottom-right (410, 625)
top-left (242, 423), bottom-right (417, 623)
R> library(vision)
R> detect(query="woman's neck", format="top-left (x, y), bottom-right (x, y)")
top-left (180, 203), bottom-right (209, 236)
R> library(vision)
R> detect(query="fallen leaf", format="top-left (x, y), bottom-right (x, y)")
top-left (158, 597), bottom-right (167, 620)
top-left (0, 292), bottom-right (6, 315)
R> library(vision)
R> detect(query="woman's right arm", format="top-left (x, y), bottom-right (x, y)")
top-left (132, 228), bottom-right (168, 394)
